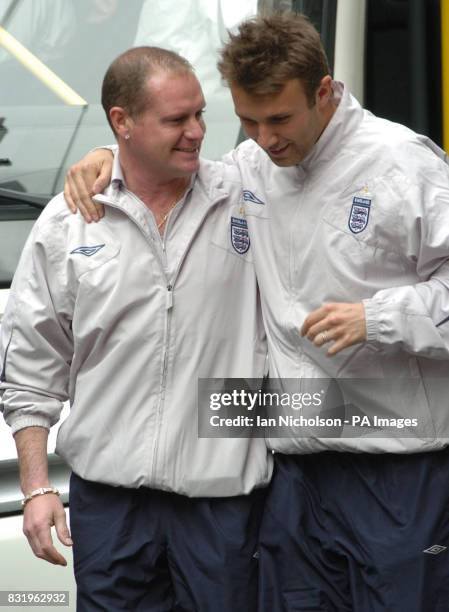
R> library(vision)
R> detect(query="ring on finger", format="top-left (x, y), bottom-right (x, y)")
top-left (319, 330), bottom-right (330, 344)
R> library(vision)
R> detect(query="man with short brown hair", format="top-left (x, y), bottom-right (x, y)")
top-left (218, 12), bottom-right (449, 612)
top-left (218, 12), bottom-right (329, 104)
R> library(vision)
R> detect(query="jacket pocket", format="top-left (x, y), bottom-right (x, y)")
top-left (337, 346), bottom-right (436, 440)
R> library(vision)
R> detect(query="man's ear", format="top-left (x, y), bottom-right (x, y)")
top-left (316, 75), bottom-right (333, 109)
top-left (109, 107), bottom-right (133, 139)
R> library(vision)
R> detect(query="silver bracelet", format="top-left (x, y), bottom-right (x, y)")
top-left (21, 486), bottom-right (60, 508)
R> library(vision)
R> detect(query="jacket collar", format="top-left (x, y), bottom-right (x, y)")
top-left (298, 81), bottom-right (364, 172)
top-left (93, 151), bottom-right (230, 227)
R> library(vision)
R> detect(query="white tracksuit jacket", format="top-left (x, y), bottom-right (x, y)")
top-left (226, 82), bottom-right (449, 455)
top-left (0, 157), bottom-right (272, 496)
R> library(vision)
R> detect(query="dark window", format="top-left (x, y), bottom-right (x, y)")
top-left (365, 0), bottom-right (442, 146)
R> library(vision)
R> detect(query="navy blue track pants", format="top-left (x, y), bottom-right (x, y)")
top-left (259, 450), bottom-right (449, 612)
top-left (69, 473), bottom-right (265, 611)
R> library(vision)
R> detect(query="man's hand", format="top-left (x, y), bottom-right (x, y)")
top-left (301, 302), bottom-right (366, 356)
top-left (14, 427), bottom-right (71, 566)
top-left (23, 494), bottom-right (72, 566)
top-left (64, 149), bottom-right (114, 222)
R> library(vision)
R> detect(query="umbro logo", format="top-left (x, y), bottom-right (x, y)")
top-left (423, 545), bottom-right (447, 555)
top-left (70, 244), bottom-right (105, 257)
top-left (242, 190), bottom-right (265, 205)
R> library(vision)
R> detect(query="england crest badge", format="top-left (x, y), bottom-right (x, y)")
top-left (231, 216), bottom-right (250, 254)
top-left (348, 195), bottom-right (371, 234)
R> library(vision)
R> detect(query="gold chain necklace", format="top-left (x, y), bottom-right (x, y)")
top-left (156, 183), bottom-right (187, 231)
top-left (156, 200), bottom-right (178, 230)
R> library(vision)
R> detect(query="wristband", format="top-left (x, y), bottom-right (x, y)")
top-left (21, 486), bottom-right (60, 508)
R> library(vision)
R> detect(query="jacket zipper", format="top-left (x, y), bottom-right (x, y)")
top-left (98, 189), bottom-right (227, 485)
top-left (148, 194), bottom-right (229, 486)
top-left (151, 282), bottom-right (173, 480)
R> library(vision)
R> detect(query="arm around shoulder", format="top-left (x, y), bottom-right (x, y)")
top-left (64, 145), bottom-right (116, 222)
